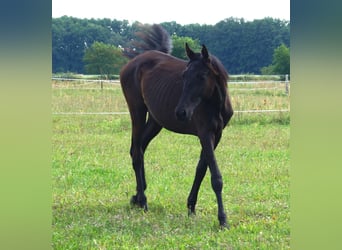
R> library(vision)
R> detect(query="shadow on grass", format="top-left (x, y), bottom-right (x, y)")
top-left (53, 196), bottom-right (289, 249)
top-left (52, 197), bottom-right (224, 237)
top-left (53, 198), bottom-right (221, 248)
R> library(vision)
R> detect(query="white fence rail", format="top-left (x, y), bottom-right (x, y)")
top-left (52, 78), bottom-right (288, 84)
top-left (52, 77), bottom-right (120, 83)
top-left (52, 78), bottom-right (290, 93)
top-left (52, 77), bottom-right (290, 115)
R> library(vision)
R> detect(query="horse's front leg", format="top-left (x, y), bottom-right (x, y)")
top-left (187, 151), bottom-right (207, 215)
top-left (199, 133), bottom-right (229, 229)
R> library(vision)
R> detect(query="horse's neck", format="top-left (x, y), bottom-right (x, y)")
top-left (214, 80), bottom-right (232, 127)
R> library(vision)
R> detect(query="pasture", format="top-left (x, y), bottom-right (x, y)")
top-left (52, 80), bottom-right (290, 249)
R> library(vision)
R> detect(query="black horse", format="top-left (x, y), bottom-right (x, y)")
top-left (120, 24), bottom-right (233, 228)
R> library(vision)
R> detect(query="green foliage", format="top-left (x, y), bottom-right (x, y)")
top-left (188, 18), bottom-right (290, 74)
top-left (260, 64), bottom-right (275, 75)
top-left (272, 44), bottom-right (290, 75)
top-left (52, 16), bottom-right (135, 73)
top-left (171, 35), bottom-right (201, 60)
top-left (83, 42), bottom-right (128, 78)
top-left (261, 44), bottom-right (290, 75)
top-left (52, 17), bottom-right (290, 74)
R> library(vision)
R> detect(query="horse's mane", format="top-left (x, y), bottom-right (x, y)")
top-left (123, 24), bottom-right (173, 58)
top-left (211, 55), bottom-right (229, 84)
top-left (209, 55), bottom-right (232, 126)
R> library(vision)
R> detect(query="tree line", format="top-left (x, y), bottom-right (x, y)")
top-left (52, 16), bottom-right (289, 75)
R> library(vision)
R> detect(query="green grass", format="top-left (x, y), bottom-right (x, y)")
top-left (52, 81), bottom-right (290, 249)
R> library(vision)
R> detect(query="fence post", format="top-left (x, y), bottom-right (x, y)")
top-left (285, 74), bottom-right (289, 95)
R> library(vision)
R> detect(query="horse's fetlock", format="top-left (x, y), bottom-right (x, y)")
top-left (218, 212), bottom-right (228, 228)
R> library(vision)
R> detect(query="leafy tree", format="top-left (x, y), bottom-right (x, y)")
top-left (83, 41), bottom-right (128, 78)
top-left (52, 16), bottom-right (290, 74)
top-left (171, 35), bottom-right (201, 60)
top-left (52, 16), bottom-right (132, 73)
top-left (261, 44), bottom-right (290, 75)
top-left (272, 44), bottom-right (290, 75)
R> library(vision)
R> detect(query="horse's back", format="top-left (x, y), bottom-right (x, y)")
top-left (120, 51), bottom-right (183, 88)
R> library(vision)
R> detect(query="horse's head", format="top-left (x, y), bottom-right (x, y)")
top-left (175, 43), bottom-right (220, 122)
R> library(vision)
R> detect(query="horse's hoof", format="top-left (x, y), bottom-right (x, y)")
top-left (188, 208), bottom-right (196, 217)
top-left (187, 204), bottom-right (196, 216)
top-left (130, 195), bottom-right (138, 206)
top-left (130, 195), bottom-right (148, 211)
top-left (219, 222), bottom-right (230, 230)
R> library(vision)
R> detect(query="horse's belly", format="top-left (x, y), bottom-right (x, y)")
top-left (153, 112), bottom-right (196, 135)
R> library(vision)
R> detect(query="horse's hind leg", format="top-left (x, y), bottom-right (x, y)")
top-left (142, 114), bottom-right (162, 153)
top-left (129, 105), bottom-right (149, 211)
top-left (130, 111), bottom-right (162, 211)
top-left (139, 115), bottom-right (162, 197)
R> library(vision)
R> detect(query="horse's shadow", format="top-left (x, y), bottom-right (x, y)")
top-left (53, 198), bottom-right (176, 230)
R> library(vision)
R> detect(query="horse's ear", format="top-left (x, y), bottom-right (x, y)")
top-left (201, 44), bottom-right (209, 61)
top-left (185, 43), bottom-right (196, 60)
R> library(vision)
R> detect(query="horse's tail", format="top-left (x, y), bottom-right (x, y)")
top-left (123, 24), bottom-right (172, 58)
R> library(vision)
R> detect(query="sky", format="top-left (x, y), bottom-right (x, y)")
top-left (52, 0), bottom-right (290, 25)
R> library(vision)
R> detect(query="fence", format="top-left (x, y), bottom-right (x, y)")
top-left (52, 75), bottom-right (290, 94)
top-left (52, 77), bottom-right (290, 116)
top-left (51, 77), bottom-right (120, 84)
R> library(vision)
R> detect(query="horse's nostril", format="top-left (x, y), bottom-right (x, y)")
top-left (176, 109), bottom-right (187, 121)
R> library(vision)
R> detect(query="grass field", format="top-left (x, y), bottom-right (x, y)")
top-left (52, 80), bottom-right (290, 249)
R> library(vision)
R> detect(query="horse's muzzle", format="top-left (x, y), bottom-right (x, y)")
top-left (175, 97), bottom-right (199, 122)
top-left (175, 108), bottom-right (188, 121)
